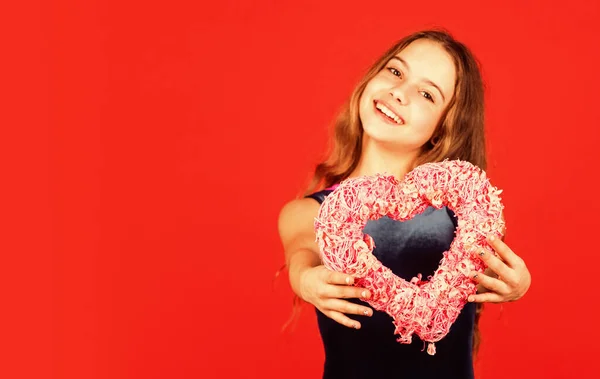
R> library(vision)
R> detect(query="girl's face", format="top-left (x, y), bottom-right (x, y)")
top-left (359, 39), bottom-right (457, 152)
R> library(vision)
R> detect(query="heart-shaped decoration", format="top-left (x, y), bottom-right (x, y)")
top-left (314, 159), bottom-right (505, 355)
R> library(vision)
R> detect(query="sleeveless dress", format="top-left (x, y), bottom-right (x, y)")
top-left (307, 188), bottom-right (476, 379)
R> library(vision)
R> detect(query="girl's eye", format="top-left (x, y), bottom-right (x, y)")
top-left (421, 91), bottom-right (434, 103)
top-left (388, 67), bottom-right (402, 77)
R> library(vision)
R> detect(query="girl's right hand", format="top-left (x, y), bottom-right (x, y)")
top-left (298, 265), bottom-right (373, 329)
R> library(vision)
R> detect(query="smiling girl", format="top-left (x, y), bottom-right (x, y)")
top-left (278, 30), bottom-right (531, 378)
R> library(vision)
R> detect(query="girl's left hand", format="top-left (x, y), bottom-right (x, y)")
top-left (467, 235), bottom-right (531, 303)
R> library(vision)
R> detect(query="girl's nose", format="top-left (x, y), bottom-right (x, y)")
top-left (389, 84), bottom-right (408, 105)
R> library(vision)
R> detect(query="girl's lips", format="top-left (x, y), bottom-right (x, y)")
top-left (374, 100), bottom-right (405, 125)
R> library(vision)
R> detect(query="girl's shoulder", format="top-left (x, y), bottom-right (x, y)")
top-left (278, 184), bottom-right (339, 242)
top-left (277, 196), bottom-right (321, 244)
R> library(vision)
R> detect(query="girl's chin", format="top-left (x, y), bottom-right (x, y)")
top-left (363, 131), bottom-right (423, 151)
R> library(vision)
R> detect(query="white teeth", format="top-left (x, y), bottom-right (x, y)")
top-left (376, 103), bottom-right (403, 124)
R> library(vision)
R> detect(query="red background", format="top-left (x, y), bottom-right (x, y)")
top-left (3, 1), bottom-right (600, 378)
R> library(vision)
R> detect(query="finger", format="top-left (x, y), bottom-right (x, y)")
top-left (325, 284), bottom-right (371, 300)
top-left (322, 269), bottom-right (355, 286)
top-left (467, 292), bottom-right (506, 303)
top-left (326, 299), bottom-right (373, 317)
top-left (473, 246), bottom-right (514, 281)
top-left (327, 310), bottom-right (362, 329)
top-left (470, 271), bottom-right (510, 295)
top-left (487, 234), bottom-right (524, 268)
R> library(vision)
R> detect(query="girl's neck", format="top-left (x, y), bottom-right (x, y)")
top-left (350, 136), bottom-right (420, 180)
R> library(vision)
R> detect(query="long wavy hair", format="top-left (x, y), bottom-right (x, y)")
top-left (305, 29), bottom-right (486, 194)
top-left (302, 29), bottom-right (488, 356)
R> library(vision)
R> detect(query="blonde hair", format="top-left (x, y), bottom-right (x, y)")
top-left (305, 29), bottom-right (487, 195)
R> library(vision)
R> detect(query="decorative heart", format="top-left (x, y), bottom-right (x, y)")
top-left (314, 159), bottom-right (505, 355)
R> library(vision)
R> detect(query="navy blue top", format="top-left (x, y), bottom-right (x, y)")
top-left (307, 189), bottom-right (476, 379)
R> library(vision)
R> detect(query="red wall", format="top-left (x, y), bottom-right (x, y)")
top-left (6, 0), bottom-right (600, 378)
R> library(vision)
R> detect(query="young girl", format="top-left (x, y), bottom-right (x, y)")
top-left (278, 30), bottom-right (531, 378)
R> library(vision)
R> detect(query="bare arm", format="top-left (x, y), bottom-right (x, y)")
top-left (278, 197), bottom-right (373, 328)
top-left (278, 198), bottom-right (322, 298)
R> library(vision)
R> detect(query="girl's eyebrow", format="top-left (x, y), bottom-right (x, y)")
top-left (389, 56), bottom-right (447, 102)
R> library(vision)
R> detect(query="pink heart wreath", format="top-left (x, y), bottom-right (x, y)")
top-left (314, 159), bottom-right (505, 355)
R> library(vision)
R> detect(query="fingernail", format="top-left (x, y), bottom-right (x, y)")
top-left (363, 309), bottom-right (370, 316)
top-left (362, 290), bottom-right (370, 299)
top-left (468, 296), bottom-right (474, 302)
top-left (488, 235), bottom-right (496, 242)
top-left (346, 277), bottom-right (351, 284)
top-left (354, 323), bottom-right (360, 329)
